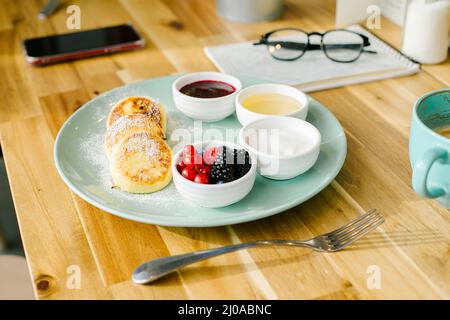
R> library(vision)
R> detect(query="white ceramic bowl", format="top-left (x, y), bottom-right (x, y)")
top-left (172, 72), bottom-right (242, 122)
top-left (239, 116), bottom-right (321, 180)
top-left (172, 141), bottom-right (257, 208)
top-left (236, 83), bottom-right (309, 126)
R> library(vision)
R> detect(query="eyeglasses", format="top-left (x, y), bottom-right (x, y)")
top-left (254, 28), bottom-right (377, 63)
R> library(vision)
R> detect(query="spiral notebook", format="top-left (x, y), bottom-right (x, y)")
top-left (204, 25), bottom-right (420, 92)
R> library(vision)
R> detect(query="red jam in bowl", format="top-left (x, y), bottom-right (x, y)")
top-left (179, 80), bottom-right (236, 98)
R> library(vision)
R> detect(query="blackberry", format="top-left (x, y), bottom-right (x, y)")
top-left (210, 165), bottom-right (235, 183)
top-left (210, 146), bottom-right (235, 183)
top-left (234, 149), bottom-right (251, 179)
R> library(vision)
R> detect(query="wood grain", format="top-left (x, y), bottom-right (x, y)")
top-left (0, 0), bottom-right (448, 299)
top-left (0, 117), bottom-right (111, 299)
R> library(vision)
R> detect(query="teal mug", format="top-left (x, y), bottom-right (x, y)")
top-left (409, 88), bottom-right (450, 208)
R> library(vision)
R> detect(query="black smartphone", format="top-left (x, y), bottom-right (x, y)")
top-left (23, 24), bottom-right (145, 65)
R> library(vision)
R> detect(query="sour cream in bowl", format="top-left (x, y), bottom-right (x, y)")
top-left (239, 116), bottom-right (321, 180)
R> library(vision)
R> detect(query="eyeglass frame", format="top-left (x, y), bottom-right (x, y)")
top-left (253, 28), bottom-right (377, 63)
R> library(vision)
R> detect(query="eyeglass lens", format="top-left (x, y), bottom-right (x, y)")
top-left (266, 29), bottom-right (308, 60)
top-left (266, 29), bottom-right (364, 62)
top-left (322, 30), bottom-right (364, 62)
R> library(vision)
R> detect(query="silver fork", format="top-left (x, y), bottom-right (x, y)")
top-left (132, 209), bottom-right (384, 284)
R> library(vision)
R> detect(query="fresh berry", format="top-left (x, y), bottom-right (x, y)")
top-left (183, 144), bottom-right (195, 156)
top-left (176, 160), bottom-right (186, 173)
top-left (194, 153), bottom-right (203, 165)
top-left (182, 145), bottom-right (203, 166)
top-left (203, 147), bottom-right (219, 165)
top-left (194, 173), bottom-right (209, 184)
top-left (215, 146), bottom-right (235, 165)
top-left (180, 145), bottom-right (251, 184)
top-left (181, 166), bottom-right (197, 181)
top-left (184, 152), bottom-right (203, 166)
top-left (211, 165), bottom-right (235, 183)
top-left (210, 146), bottom-right (236, 183)
top-left (183, 154), bottom-right (194, 166)
top-left (197, 165), bottom-right (211, 177)
top-left (234, 149), bottom-right (251, 179)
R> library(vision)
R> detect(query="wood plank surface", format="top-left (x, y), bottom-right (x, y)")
top-left (0, 0), bottom-right (448, 299)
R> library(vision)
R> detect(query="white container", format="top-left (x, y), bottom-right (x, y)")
top-left (216, 0), bottom-right (283, 22)
top-left (401, 0), bottom-right (450, 64)
top-left (172, 72), bottom-right (242, 122)
top-left (239, 116), bottom-right (321, 180)
top-left (235, 83), bottom-right (309, 127)
top-left (172, 141), bottom-right (257, 208)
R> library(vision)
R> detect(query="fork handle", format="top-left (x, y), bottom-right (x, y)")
top-left (132, 240), bottom-right (310, 284)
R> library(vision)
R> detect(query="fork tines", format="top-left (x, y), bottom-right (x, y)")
top-left (326, 209), bottom-right (384, 251)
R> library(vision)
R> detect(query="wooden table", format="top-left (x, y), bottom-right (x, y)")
top-left (1, 0), bottom-right (449, 300)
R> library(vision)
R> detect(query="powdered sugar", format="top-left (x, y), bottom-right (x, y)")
top-left (119, 132), bottom-right (160, 162)
top-left (78, 103), bottom-right (196, 211)
top-left (108, 114), bottom-right (157, 139)
top-left (80, 133), bottom-right (108, 173)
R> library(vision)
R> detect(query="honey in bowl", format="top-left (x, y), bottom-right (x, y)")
top-left (180, 80), bottom-right (236, 98)
top-left (242, 93), bottom-right (301, 115)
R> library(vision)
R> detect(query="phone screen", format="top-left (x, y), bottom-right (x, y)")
top-left (23, 24), bottom-right (142, 58)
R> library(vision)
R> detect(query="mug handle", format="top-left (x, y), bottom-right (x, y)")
top-left (412, 147), bottom-right (448, 198)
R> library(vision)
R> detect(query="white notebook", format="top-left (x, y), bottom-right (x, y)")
top-left (204, 25), bottom-right (419, 92)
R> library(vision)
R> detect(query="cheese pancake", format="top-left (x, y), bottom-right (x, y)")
top-left (105, 114), bottom-right (165, 157)
top-left (110, 133), bottom-right (172, 194)
top-left (107, 96), bottom-right (167, 131)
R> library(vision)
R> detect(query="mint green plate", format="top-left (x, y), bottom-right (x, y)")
top-left (54, 75), bottom-right (346, 227)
